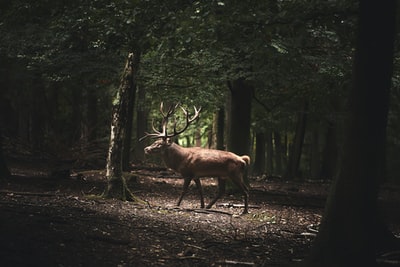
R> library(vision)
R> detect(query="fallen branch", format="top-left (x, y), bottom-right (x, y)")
top-left (192, 208), bottom-right (233, 216)
top-left (167, 207), bottom-right (233, 216)
top-left (215, 259), bottom-right (255, 266)
top-left (176, 255), bottom-right (207, 261)
top-left (0, 190), bottom-right (58, 197)
top-left (216, 203), bottom-right (261, 209)
top-left (184, 243), bottom-right (207, 251)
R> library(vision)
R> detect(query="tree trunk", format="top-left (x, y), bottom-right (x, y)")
top-left (284, 99), bottom-right (308, 180)
top-left (86, 87), bottom-right (98, 142)
top-left (227, 79), bottom-right (252, 156)
top-left (320, 121), bottom-right (338, 180)
top-left (227, 79), bottom-right (253, 188)
top-left (310, 123), bottom-right (320, 180)
top-left (103, 53), bottom-right (138, 201)
top-left (274, 131), bottom-right (284, 175)
top-left (216, 107), bottom-right (225, 151)
top-left (122, 53), bottom-right (140, 170)
top-left (207, 124), bottom-right (213, 148)
top-left (71, 86), bottom-right (82, 142)
top-left (195, 128), bottom-right (202, 147)
top-left (30, 74), bottom-right (46, 151)
top-left (0, 133), bottom-right (10, 179)
top-left (266, 130), bottom-right (273, 175)
top-left (253, 132), bottom-right (265, 175)
top-left (134, 83), bottom-right (147, 163)
top-left (306, 1), bottom-right (397, 266)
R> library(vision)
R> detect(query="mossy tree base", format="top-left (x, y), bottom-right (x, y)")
top-left (102, 175), bottom-right (146, 205)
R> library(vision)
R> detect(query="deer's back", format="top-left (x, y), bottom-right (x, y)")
top-left (178, 147), bottom-right (246, 178)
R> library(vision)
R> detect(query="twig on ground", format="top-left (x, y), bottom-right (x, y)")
top-left (216, 203), bottom-right (261, 209)
top-left (215, 259), bottom-right (255, 266)
top-left (184, 243), bottom-right (207, 251)
top-left (0, 190), bottom-right (58, 197)
top-left (166, 207), bottom-right (233, 216)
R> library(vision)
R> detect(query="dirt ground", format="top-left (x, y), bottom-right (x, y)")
top-left (1, 163), bottom-right (399, 267)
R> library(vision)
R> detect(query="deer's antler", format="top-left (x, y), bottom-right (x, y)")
top-left (139, 102), bottom-right (201, 141)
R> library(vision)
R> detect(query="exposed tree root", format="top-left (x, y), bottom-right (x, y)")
top-left (102, 175), bottom-right (149, 207)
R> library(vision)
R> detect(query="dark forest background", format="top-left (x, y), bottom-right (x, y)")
top-left (1, 1), bottom-right (400, 181)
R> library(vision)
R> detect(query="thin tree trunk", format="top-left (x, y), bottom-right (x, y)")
top-left (227, 79), bottom-right (253, 187)
top-left (134, 84), bottom-right (147, 163)
top-left (104, 53), bottom-right (139, 201)
top-left (284, 99), bottom-right (308, 180)
top-left (207, 124), bottom-right (213, 148)
top-left (216, 107), bottom-right (225, 151)
top-left (274, 131), bottom-right (284, 175)
top-left (31, 74), bottom-right (46, 151)
top-left (266, 130), bottom-right (273, 175)
top-left (227, 79), bottom-right (252, 156)
top-left (0, 132), bottom-right (10, 179)
top-left (123, 53), bottom-right (140, 169)
top-left (306, 1), bottom-right (398, 266)
top-left (310, 123), bottom-right (320, 180)
top-left (253, 132), bottom-right (266, 175)
top-left (320, 121), bottom-right (338, 180)
top-left (195, 128), bottom-right (202, 147)
top-left (86, 87), bottom-right (98, 142)
top-left (71, 86), bottom-right (82, 142)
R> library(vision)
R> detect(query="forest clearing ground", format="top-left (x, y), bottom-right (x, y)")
top-left (0, 166), bottom-right (399, 266)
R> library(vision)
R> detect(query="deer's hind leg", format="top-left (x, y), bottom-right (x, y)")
top-left (206, 178), bottom-right (225, 209)
top-left (193, 178), bottom-right (205, 208)
top-left (230, 175), bottom-right (249, 214)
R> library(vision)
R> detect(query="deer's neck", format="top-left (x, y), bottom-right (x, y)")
top-left (162, 143), bottom-right (188, 172)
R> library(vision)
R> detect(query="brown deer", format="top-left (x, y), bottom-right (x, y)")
top-left (141, 103), bottom-right (251, 214)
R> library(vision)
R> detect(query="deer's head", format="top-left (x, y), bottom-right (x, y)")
top-left (141, 102), bottom-right (201, 154)
top-left (144, 138), bottom-right (172, 155)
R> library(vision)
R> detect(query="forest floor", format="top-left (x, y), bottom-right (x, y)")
top-left (1, 161), bottom-right (400, 267)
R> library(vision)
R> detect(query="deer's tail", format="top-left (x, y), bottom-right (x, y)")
top-left (241, 155), bottom-right (251, 166)
top-left (240, 155), bottom-right (251, 192)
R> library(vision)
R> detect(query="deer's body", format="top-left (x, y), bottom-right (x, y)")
top-left (161, 142), bottom-right (249, 177)
top-left (145, 139), bottom-right (250, 214)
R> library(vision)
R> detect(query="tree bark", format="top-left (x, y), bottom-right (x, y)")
top-left (216, 107), bottom-right (225, 151)
top-left (86, 87), bottom-right (98, 142)
top-left (227, 79), bottom-right (253, 188)
top-left (227, 79), bottom-right (252, 156)
top-left (266, 130), bottom-right (273, 175)
top-left (284, 99), bottom-right (308, 180)
top-left (306, 1), bottom-right (397, 266)
top-left (30, 74), bottom-right (46, 151)
top-left (253, 132), bottom-right (266, 175)
top-left (134, 83), bottom-right (147, 163)
top-left (320, 121), bottom-right (338, 180)
top-left (71, 86), bottom-right (82, 142)
top-left (0, 133), bottom-right (10, 179)
top-left (122, 53), bottom-right (140, 170)
top-left (310, 123), bottom-right (320, 180)
top-left (104, 53), bottom-right (137, 201)
top-left (274, 131), bottom-right (284, 176)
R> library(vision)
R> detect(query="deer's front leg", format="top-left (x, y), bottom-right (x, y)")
top-left (177, 177), bottom-right (192, 207)
top-left (193, 178), bottom-right (205, 208)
